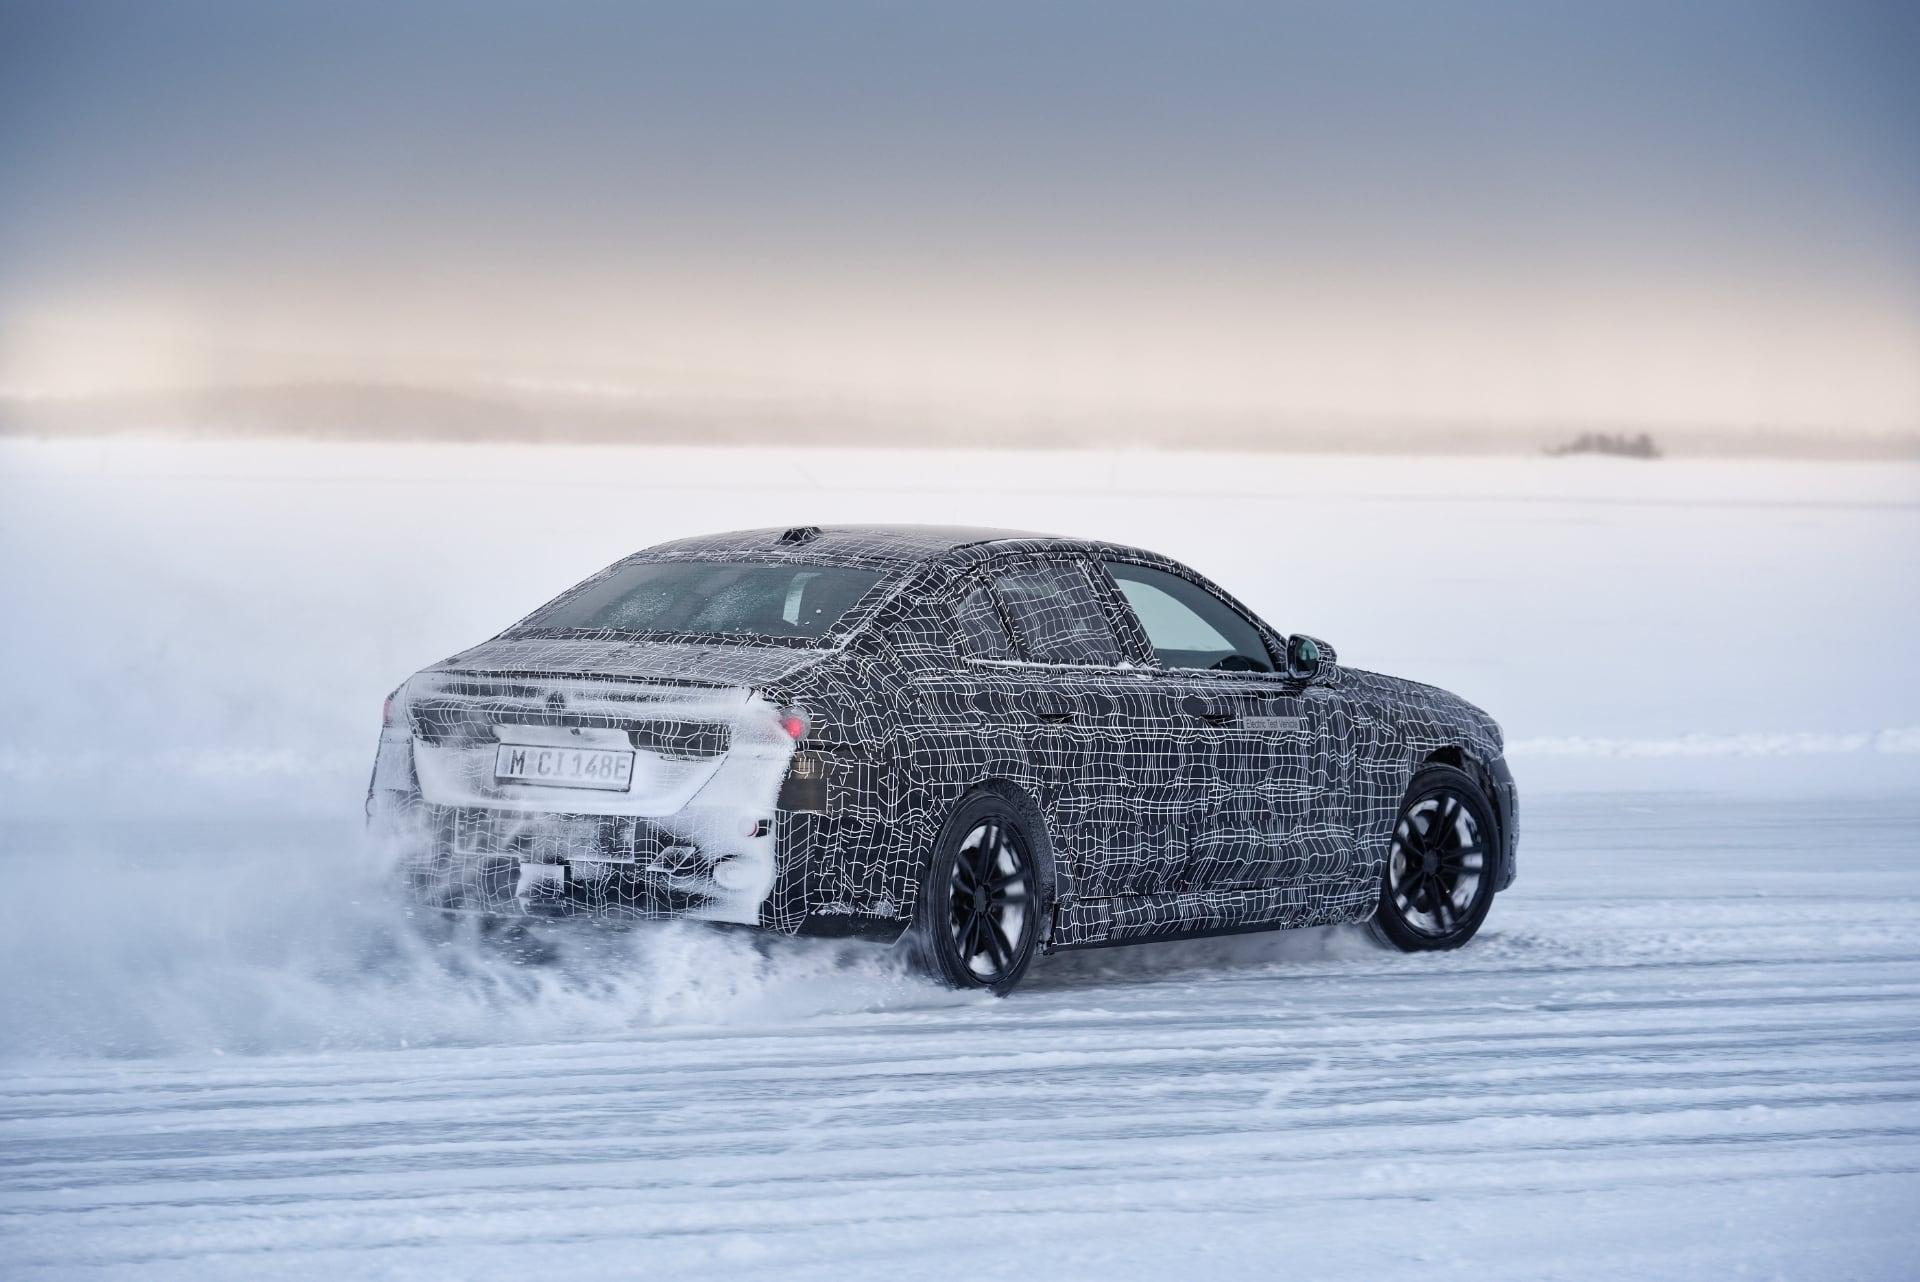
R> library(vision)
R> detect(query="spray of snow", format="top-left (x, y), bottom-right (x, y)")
top-left (0, 819), bottom-right (1367, 1062)
top-left (0, 824), bottom-right (945, 1061)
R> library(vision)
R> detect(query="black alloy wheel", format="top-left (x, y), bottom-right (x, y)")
top-left (913, 793), bottom-right (1042, 993)
top-left (1370, 764), bottom-right (1499, 951)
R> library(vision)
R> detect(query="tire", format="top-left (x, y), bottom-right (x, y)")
top-left (910, 791), bottom-right (1044, 995)
top-left (1368, 764), bottom-right (1499, 951)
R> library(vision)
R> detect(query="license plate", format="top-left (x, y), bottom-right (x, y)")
top-left (494, 743), bottom-right (635, 791)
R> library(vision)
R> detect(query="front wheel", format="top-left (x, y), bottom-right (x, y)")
top-left (910, 792), bottom-right (1043, 994)
top-left (1369, 764), bottom-right (1499, 951)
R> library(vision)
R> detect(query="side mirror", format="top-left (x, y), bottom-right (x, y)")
top-left (1286, 634), bottom-right (1335, 678)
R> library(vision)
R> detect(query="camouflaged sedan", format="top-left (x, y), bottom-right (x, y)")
top-left (369, 525), bottom-right (1518, 992)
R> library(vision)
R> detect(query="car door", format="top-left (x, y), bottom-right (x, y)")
top-left (978, 556), bottom-right (1190, 913)
top-left (1097, 559), bottom-right (1351, 901)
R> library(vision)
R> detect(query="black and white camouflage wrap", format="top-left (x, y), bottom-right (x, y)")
top-left (368, 526), bottom-right (1517, 950)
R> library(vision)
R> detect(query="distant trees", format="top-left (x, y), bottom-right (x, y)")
top-left (1546, 431), bottom-right (1660, 459)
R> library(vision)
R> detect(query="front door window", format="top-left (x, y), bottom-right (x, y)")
top-left (1102, 562), bottom-right (1273, 672)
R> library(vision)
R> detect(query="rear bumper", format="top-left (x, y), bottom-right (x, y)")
top-left (366, 677), bottom-right (803, 926)
top-left (1489, 755), bottom-right (1520, 891)
top-left (372, 793), bottom-right (792, 925)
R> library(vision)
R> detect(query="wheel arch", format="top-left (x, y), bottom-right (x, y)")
top-left (1419, 745), bottom-right (1495, 804)
top-left (913, 777), bottom-right (1061, 942)
top-left (1417, 745), bottom-right (1516, 892)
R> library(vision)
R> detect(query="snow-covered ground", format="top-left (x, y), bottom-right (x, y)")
top-left (4, 796), bottom-right (1918, 1280)
top-left (1, 439), bottom-right (1917, 1278)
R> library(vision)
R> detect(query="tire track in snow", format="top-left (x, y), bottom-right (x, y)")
top-left (3, 794), bottom-right (1919, 1280)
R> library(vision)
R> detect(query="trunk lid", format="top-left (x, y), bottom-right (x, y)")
top-left (430, 634), bottom-right (829, 688)
top-left (405, 636), bottom-right (813, 817)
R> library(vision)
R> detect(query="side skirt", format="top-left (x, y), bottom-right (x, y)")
top-left (1044, 916), bottom-right (1296, 953)
top-left (1048, 884), bottom-right (1377, 952)
top-left (796, 913), bottom-right (911, 943)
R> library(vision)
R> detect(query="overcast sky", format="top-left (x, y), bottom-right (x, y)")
top-left (2, 0), bottom-right (1916, 435)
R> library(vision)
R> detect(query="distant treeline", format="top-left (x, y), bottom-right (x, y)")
top-left (1, 383), bottom-right (1913, 459)
top-left (1546, 432), bottom-right (1661, 459)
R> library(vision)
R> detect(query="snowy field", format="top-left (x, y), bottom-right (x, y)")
top-left (2, 439), bottom-right (1917, 1278)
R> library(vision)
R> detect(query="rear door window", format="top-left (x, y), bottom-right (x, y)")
top-left (990, 560), bottom-right (1125, 666)
top-left (951, 582), bottom-right (1016, 661)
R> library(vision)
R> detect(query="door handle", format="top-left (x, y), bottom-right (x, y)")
top-left (1022, 694), bottom-right (1075, 722)
top-left (1181, 695), bottom-right (1237, 724)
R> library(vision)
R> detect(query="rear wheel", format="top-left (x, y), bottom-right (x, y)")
top-left (911, 792), bottom-right (1042, 994)
top-left (1369, 764), bottom-right (1498, 951)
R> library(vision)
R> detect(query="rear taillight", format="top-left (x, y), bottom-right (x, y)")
top-left (383, 687), bottom-right (401, 727)
top-left (779, 707), bottom-right (808, 740)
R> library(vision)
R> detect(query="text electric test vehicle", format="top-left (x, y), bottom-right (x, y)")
top-left (369, 525), bottom-right (1518, 993)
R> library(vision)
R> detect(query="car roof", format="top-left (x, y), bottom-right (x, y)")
top-left (642, 524), bottom-right (1085, 566)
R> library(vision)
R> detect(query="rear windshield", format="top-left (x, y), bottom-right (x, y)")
top-left (515, 561), bottom-right (887, 644)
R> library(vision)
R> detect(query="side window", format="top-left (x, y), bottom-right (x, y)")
top-left (991, 560), bottom-right (1124, 666)
top-left (1103, 562), bottom-right (1274, 672)
top-left (951, 582), bottom-right (1015, 661)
